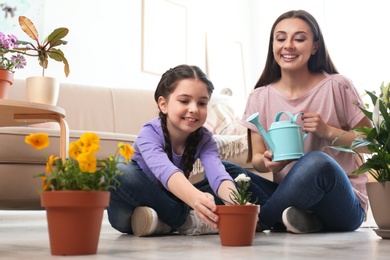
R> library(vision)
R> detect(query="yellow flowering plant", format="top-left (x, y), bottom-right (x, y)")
top-left (25, 132), bottom-right (134, 191)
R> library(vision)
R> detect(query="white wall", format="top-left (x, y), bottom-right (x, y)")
top-left (323, 0), bottom-right (390, 94)
top-left (7, 0), bottom-right (390, 101)
top-left (12, 0), bottom-right (259, 97)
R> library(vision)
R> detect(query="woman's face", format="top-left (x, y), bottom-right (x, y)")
top-left (272, 18), bottom-right (318, 72)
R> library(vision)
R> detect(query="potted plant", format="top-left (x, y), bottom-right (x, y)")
top-left (15, 15), bottom-right (70, 105)
top-left (217, 173), bottom-right (259, 246)
top-left (25, 132), bottom-right (134, 255)
top-left (0, 32), bottom-right (27, 98)
top-left (331, 82), bottom-right (390, 239)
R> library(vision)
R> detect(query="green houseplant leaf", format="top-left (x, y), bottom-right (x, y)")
top-left (329, 88), bottom-right (390, 182)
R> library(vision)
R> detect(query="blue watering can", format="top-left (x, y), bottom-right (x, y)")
top-left (246, 111), bottom-right (308, 161)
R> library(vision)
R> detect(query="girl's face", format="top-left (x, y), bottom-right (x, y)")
top-left (158, 78), bottom-right (209, 137)
top-left (272, 18), bottom-right (318, 72)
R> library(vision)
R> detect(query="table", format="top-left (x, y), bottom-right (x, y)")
top-left (0, 99), bottom-right (69, 160)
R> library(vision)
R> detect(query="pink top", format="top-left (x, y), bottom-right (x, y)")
top-left (241, 72), bottom-right (369, 212)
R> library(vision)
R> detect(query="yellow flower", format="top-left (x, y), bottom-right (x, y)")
top-left (25, 133), bottom-right (50, 150)
top-left (77, 152), bottom-right (97, 173)
top-left (46, 155), bottom-right (59, 173)
top-left (41, 176), bottom-right (51, 191)
top-left (77, 132), bottom-right (100, 153)
top-left (27, 132), bottom-right (132, 191)
top-left (119, 142), bottom-right (135, 162)
top-left (68, 142), bottom-right (82, 160)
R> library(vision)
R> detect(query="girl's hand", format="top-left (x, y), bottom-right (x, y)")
top-left (263, 151), bottom-right (292, 173)
top-left (245, 202), bottom-right (260, 222)
top-left (192, 192), bottom-right (218, 229)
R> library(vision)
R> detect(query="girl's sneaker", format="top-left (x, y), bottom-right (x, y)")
top-left (282, 206), bottom-right (323, 234)
top-left (177, 210), bottom-right (218, 236)
top-left (131, 207), bottom-right (172, 237)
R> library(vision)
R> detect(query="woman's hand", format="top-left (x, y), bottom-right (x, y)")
top-left (251, 131), bottom-right (292, 173)
top-left (301, 111), bottom-right (373, 148)
top-left (192, 192), bottom-right (218, 228)
top-left (263, 150), bottom-right (292, 173)
top-left (301, 112), bottom-right (329, 138)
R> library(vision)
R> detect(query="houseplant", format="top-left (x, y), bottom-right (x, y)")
top-left (25, 132), bottom-right (134, 255)
top-left (331, 83), bottom-right (390, 238)
top-left (217, 173), bottom-right (259, 246)
top-left (16, 15), bottom-right (70, 105)
top-left (0, 32), bottom-right (27, 98)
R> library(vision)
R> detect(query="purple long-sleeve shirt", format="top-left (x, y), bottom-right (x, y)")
top-left (132, 118), bottom-right (233, 194)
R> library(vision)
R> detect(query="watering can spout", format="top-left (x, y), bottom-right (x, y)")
top-left (246, 112), bottom-right (276, 153)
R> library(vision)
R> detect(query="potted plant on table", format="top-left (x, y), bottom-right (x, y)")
top-left (217, 173), bottom-right (259, 246)
top-left (0, 32), bottom-right (27, 98)
top-left (15, 15), bottom-right (70, 106)
top-left (331, 82), bottom-right (390, 239)
top-left (25, 132), bottom-right (134, 255)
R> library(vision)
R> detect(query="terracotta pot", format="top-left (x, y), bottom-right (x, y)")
top-left (367, 182), bottom-right (390, 232)
top-left (41, 191), bottom-right (110, 255)
top-left (26, 76), bottom-right (60, 105)
top-left (0, 69), bottom-right (14, 99)
top-left (216, 204), bottom-right (259, 246)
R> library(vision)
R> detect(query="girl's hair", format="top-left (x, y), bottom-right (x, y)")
top-left (254, 9), bottom-right (338, 89)
top-left (154, 64), bottom-right (214, 178)
top-left (248, 10), bottom-right (339, 162)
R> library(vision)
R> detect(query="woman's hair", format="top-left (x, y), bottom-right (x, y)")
top-left (248, 10), bottom-right (339, 162)
top-left (154, 64), bottom-right (214, 178)
top-left (254, 9), bottom-right (338, 89)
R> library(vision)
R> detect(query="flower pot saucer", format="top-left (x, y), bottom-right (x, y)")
top-left (373, 229), bottom-right (390, 239)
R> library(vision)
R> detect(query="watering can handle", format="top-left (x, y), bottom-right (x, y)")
top-left (293, 112), bottom-right (304, 123)
top-left (275, 111), bottom-right (294, 122)
top-left (293, 112), bottom-right (309, 141)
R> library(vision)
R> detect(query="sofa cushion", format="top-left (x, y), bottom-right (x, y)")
top-left (8, 80), bottom-right (159, 135)
top-left (204, 94), bottom-right (246, 135)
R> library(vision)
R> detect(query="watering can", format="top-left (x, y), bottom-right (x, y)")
top-left (246, 111), bottom-right (308, 161)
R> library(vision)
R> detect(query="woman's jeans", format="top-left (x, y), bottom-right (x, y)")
top-left (107, 161), bottom-right (219, 234)
top-left (224, 151), bottom-right (365, 231)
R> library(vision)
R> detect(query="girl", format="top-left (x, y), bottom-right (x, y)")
top-left (107, 64), bottom-right (238, 236)
top-left (240, 10), bottom-right (372, 234)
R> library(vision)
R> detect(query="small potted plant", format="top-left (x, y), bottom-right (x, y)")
top-left (331, 82), bottom-right (390, 238)
top-left (25, 132), bottom-right (134, 255)
top-left (0, 32), bottom-right (27, 98)
top-left (15, 15), bottom-right (70, 105)
top-left (217, 173), bottom-right (259, 246)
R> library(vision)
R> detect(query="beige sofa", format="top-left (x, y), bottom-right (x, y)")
top-left (0, 79), bottom-right (251, 210)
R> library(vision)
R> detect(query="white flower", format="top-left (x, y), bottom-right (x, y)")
top-left (234, 173), bottom-right (251, 183)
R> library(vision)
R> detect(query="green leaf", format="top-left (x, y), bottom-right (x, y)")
top-left (47, 28), bottom-right (69, 45)
top-left (351, 138), bottom-right (375, 149)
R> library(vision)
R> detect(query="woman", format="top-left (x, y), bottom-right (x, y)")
top-left (240, 10), bottom-right (372, 234)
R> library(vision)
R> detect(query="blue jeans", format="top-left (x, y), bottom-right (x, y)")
top-left (224, 151), bottom-right (365, 231)
top-left (106, 160), bottom-right (221, 234)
